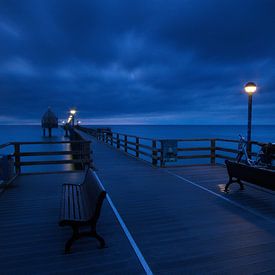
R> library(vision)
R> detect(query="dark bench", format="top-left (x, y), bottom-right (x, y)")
top-left (59, 168), bottom-right (106, 253)
top-left (225, 160), bottom-right (275, 192)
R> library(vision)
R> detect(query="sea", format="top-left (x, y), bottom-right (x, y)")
top-left (0, 125), bottom-right (274, 173)
top-left (1, 125), bottom-right (275, 145)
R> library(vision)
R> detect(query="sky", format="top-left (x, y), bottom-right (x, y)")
top-left (0, 0), bottom-right (274, 125)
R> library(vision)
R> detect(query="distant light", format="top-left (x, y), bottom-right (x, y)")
top-left (244, 82), bottom-right (257, 94)
top-left (77, 120), bottom-right (81, 124)
top-left (70, 109), bottom-right (76, 115)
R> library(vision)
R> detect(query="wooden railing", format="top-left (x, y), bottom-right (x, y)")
top-left (76, 126), bottom-right (273, 168)
top-left (0, 140), bottom-right (91, 174)
top-left (77, 126), bottom-right (160, 166)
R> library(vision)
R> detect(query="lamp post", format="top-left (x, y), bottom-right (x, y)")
top-left (244, 82), bottom-right (257, 155)
top-left (70, 109), bottom-right (76, 126)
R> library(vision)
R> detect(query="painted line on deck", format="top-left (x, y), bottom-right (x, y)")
top-left (94, 172), bottom-right (153, 275)
top-left (167, 170), bottom-right (275, 224)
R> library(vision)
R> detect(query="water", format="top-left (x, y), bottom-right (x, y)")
top-left (0, 125), bottom-right (274, 170)
top-left (1, 125), bottom-right (274, 145)
top-left (0, 126), bottom-right (71, 173)
top-left (90, 125), bottom-right (275, 142)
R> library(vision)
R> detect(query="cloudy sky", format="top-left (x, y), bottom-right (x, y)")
top-left (0, 0), bottom-right (274, 124)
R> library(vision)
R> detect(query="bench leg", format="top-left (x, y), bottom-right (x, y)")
top-left (224, 177), bottom-right (233, 192)
top-left (225, 177), bottom-right (244, 192)
top-left (78, 229), bottom-right (106, 249)
top-left (238, 179), bottom-right (245, 190)
top-left (65, 226), bottom-right (79, 254)
top-left (91, 230), bottom-right (106, 249)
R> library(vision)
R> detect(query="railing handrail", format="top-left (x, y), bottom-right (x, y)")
top-left (10, 140), bottom-right (90, 145)
top-left (0, 142), bottom-right (12, 149)
top-left (99, 131), bottom-right (156, 141)
top-left (0, 139), bottom-right (92, 174)
top-left (166, 138), bottom-right (214, 142)
top-left (76, 126), bottom-right (274, 167)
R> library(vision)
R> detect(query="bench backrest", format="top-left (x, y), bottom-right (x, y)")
top-left (225, 160), bottom-right (275, 189)
top-left (82, 168), bottom-right (106, 225)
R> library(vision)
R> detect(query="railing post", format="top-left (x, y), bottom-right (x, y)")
top-left (14, 143), bottom-right (21, 174)
top-left (105, 132), bottom-right (108, 144)
top-left (210, 139), bottom-right (216, 164)
top-left (124, 135), bottom-right (128, 153)
top-left (136, 137), bottom-right (139, 158)
top-left (152, 140), bottom-right (158, 166)
top-left (111, 133), bottom-right (113, 146)
top-left (117, 134), bottom-right (120, 149)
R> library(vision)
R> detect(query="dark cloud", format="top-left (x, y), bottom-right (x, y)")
top-left (0, 0), bottom-right (274, 124)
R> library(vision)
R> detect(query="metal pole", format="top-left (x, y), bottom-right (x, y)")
top-left (247, 94), bottom-right (253, 155)
top-left (72, 115), bottom-right (75, 127)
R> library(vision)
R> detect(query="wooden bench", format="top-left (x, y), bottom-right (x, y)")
top-left (59, 168), bottom-right (106, 253)
top-left (225, 160), bottom-right (275, 192)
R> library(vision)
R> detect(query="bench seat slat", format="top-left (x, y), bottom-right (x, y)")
top-left (59, 169), bottom-right (106, 224)
top-left (77, 186), bottom-right (84, 220)
top-left (72, 185), bottom-right (80, 220)
top-left (59, 168), bottom-right (107, 252)
top-left (64, 185), bottom-right (70, 221)
top-left (60, 184), bottom-right (92, 222)
top-left (69, 185), bottom-right (75, 220)
top-left (60, 185), bottom-right (66, 220)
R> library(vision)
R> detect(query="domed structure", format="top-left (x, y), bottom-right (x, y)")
top-left (41, 107), bottom-right (58, 137)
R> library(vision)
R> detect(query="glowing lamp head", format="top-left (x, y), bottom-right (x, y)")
top-left (244, 82), bottom-right (257, 94)
top-left (70, 109), bottom-right (76, 115)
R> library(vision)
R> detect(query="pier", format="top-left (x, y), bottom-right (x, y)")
top-left (1, 127), bottom-right (275, 274)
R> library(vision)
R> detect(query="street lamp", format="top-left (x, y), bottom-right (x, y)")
top-left (70, 109), bottom-right (76, 115)
top-left (70, 109), bottom-right (77, 126)
top-left (244, 82), bottom-right (257, 154)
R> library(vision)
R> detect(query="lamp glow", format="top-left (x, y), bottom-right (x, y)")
top-left (70, 109), bottom-right (76, 115)
top-left (244, 82), bottom-right (257, 94)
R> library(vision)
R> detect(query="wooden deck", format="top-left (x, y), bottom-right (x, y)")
top-left (1, 130), bottom-right (275, 274)
top-left (0, 172), bottom-right (143, 274)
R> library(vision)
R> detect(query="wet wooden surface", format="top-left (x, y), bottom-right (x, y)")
top-left (0, 172), bottom-right (143, 274)
top-left (79, 130), bottom-right (275, 274)
top-left (2, 129), bottom-right (275, 274)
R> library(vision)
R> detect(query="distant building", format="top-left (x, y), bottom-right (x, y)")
top-left (41, 107), bottom-right (58, 137)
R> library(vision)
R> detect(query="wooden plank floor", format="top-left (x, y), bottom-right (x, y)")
top-left (77, 130), bottom-right (275, 274)
top-left (168, 165), bottom-right (275, 221)
top-left (0, 172), bottom-right (144, 274)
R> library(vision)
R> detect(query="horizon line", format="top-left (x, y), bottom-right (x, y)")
top-left (0, 123), bottom-right (274, 126)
